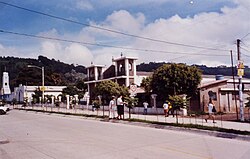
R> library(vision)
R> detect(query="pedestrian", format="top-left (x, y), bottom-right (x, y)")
top-left (163, 101), bottom-right (169, 117)
top-left (117, 95), bottom-right (124, 119)
top-left (109, 96), bottom-right (116, 119)
top-left (168, 102), bottom-right (175, 117)
top-left (205, 99), bottom-right (216, 123)
top-left (143, 101), bottom-right (149, 115)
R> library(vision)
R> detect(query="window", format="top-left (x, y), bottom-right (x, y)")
top-left (128, 63), bottom-right (132, 70)
top-left (119, 64), bottom-right (123, 72)
top-left (208, 91), bottom-right (217, 100)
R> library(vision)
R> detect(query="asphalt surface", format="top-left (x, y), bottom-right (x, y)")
top-left (0, 110), bottom-right (250, 159)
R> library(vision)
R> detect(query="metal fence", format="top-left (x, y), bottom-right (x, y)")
top-left (12, 103), bottom-right (250, 132)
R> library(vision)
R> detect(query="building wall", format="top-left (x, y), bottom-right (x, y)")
top-left (199, 82), bottom-right (227, 112)
top-left (8, 85), bottom-right (66, 102)
top-left (200, 80), bottom-right (250, 113)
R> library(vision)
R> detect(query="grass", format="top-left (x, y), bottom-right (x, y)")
top-left (16, 108), bottom-right (250, 136)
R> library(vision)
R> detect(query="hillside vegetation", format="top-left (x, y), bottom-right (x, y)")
top-left (136, 62), bottom-right (249, 78)
top-left (0, 56), bottom-right (87, 90)
top-left (1, 56), bottom-right (248, 91)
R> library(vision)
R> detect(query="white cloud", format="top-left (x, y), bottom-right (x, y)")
top-left (2, 0), bottom-right (250, 68)
top-left (0, 44), bottom-right (18, 57)
top-left (76, 0), bottom-right (94, 11)
top-left (87, 10), bottom-right (145, 40)
top-left (36, 28), bottom-right (94, 65)
top-left (40, 41), bottom-right (93, 66)
top-left (36, 1), bottom-right (249, 68)
top-left (105, 10), bottom-right (145, 34)
top-left (89, 0), bottom-right (250, 67)
top-left (64, 43), bottom-right (93, 65)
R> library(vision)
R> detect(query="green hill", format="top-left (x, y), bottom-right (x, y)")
top-left (0, 55), bottom-right (87, 90)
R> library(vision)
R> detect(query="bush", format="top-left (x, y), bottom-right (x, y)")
top-left (92, 100), bottom-right (101, 109)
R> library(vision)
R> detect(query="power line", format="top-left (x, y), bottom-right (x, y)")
top-left (241, 53), bottom-right (250, 58)
top-left (240, 46), bottom-right (250, 53)
top-left (241, 32), bottom-right (250, 40)
top-left (0, 29), bottom-right (230, 57)
top-left (240, 41), bottom-right (250, 49)
top-left (0, 1), bottom-right (229, 52)
top-left (240, 46), bottom-right (250, 58)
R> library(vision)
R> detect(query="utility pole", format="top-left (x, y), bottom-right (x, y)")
top-left (231, 50), bottom-right (238, 120)
top-left (237, 39), bottom-right (244, 121)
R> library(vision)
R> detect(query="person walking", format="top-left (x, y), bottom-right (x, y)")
top-left (143, 101), bottom-right (149, 115)
top-left (205, 99), bottom-right (216, 123)
top-left (168, 102), bottom-right (175, 117)
top-left (163, 101), bottom-right (169, 117)
top-left (109, 96), bottom-right (116, 119)
top-left (117, 95), bottom-right (124, 119)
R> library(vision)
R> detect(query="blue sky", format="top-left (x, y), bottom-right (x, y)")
top-left (0, 0), bottom-right (249, 66)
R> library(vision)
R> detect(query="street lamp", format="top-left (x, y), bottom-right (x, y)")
top-left (27, 65), bottom-right (45, 104)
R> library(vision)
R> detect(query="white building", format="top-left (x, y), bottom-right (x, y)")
top-left (0, 72), bottom-right (11, 99)
top-left (85, 56), bottom-right (139, 99)
top-left (9, 84), bottom-right (66, 103)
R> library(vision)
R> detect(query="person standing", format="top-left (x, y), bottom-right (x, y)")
top-left (109, 96), bottom-right (116, 119)
top-left (117, 95), bottom-right (124, 119)
top-left (143, 101), bottom-right (149, 115)
top-left (205, 99), bottom-right (216, 123)
top-left (163, 101), bottom-right (169, 117)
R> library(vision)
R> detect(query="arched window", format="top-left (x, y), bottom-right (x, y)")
top-left (119, 64), bottom-right (123, 72)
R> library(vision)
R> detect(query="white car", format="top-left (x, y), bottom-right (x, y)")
top-left (0, 104), bottom-right (10, 115)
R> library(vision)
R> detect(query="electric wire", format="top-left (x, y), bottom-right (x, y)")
top-left (241, 53), bottom-right (250, 58)
top-left (241, 33), bottom-right (250, 40)
top-left (0, 1), bottom-right (229, 52)
top-left (0, 29), bottom-right (230, 57)
top-left (241, 46), bottom-right (250, 53)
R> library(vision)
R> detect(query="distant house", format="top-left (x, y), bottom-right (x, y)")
top-left (197, 75), bottom-right (250, 113)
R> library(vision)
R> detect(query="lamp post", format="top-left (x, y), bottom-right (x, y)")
top-left (27, 65), bottom-right (45, 105)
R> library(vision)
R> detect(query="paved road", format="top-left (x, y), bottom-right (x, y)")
top-left (0, 110), bottom-right (249, 159)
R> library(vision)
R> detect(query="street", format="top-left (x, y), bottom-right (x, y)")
top-left (0, 110), bottom-right (249, 159)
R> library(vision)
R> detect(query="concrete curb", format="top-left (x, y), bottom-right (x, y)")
top-left (114, 120), bottom-right (250, 142)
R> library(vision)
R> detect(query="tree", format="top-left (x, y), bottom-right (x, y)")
top-left (62, 85), bottom-right (78, 96)
top-left (151, 63), bottom-right (202, 100)
top-left (76, 79), bottom-right (87, 91)
top-left (93, 80), bottom-right (129, 105)
top-left (75, 79), bottom-right (87, 99)
top-left (51, 73), bottom-right (64, 85)
top-left (169, 95), bottom-right (186, 123)
top-left (32, 87), bottom-right (42, 103)
top-left (141, 76), bottom-right (152, 94)
top-left (124, 96), bottom-right (138, 119)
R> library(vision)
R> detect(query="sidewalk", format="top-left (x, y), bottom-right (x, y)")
top-left (14, 105), bottom-right (250, 132)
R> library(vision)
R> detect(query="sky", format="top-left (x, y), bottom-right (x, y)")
top-left (0, 0), bottom-right (250, 67)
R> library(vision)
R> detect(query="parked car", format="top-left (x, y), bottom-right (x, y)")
top-left (0, 104), bottom-right (10, 115)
